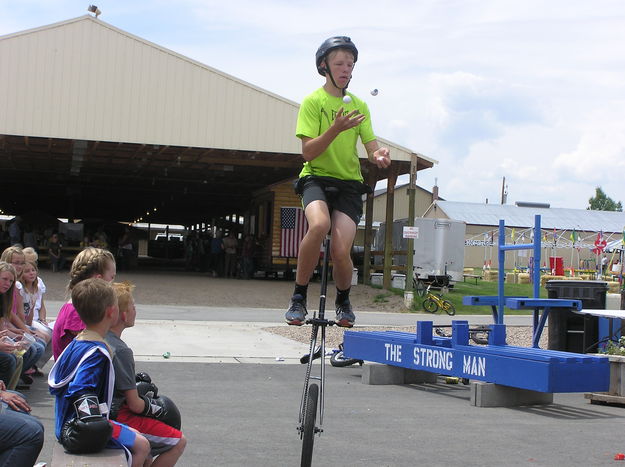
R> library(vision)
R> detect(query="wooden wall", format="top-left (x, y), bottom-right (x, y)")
top-left (271, 181), bottom-right (302, 258)
top-left (250, 179), bottom-right (301, 271)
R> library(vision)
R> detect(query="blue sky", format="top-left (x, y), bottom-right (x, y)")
top-left (1, 0), bottom-right (624, 210)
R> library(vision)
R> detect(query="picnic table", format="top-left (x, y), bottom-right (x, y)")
top-left (462, 273), bottom-right (482, 285)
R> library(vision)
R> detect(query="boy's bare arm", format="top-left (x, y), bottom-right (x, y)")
top-left (124, 388), bottom-right (148, 414)
top-left (301, 108), bottom-right (365, 161)
top-left (364, 140), bottom-right (391, 169)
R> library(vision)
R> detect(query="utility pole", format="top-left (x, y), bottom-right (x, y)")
top-left (501, 176), bottom-right (508, 204)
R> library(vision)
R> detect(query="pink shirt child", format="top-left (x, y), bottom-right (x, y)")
top-left (51, 302), bottom-right (85, 359)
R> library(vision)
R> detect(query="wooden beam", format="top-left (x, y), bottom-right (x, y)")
top-left (383, 165), bottom-right (399, 289)
top-left (195, 156), bottom-right (299, 169)
top-left (363, 168), bottom-right (378, 285)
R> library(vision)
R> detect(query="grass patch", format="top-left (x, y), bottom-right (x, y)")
top-left (389, 280), bottom-right (546, 314)
top-left (373, 293), bottom-right (392, 303)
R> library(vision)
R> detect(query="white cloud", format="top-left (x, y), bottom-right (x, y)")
top-left (554, 106), bottom-right (625, 181)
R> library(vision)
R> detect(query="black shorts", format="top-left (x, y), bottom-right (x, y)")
top-left (296, 176), bottom-right (371, 226)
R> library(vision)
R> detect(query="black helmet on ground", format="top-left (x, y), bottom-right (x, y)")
top-left (315, 36), bottom-right (358, 76)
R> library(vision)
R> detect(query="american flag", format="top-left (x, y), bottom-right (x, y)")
top-left (280, 207), bottom-right (308, 257)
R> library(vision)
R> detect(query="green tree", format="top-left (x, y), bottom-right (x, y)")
top-left (587, 187), bottom-right (623, 211)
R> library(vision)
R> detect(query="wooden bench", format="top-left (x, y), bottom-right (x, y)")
top-left (462, 273), bottom-right (482, 285)
top-left (344, 320), bottom-right (609, 396)
top-left (52, 442), bottom-right (126, 466)
top-left (37, 246), bottom-right (81, 267)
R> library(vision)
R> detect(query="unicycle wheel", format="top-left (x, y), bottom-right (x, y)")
top-left (301, 383), bottom-right (319, 467)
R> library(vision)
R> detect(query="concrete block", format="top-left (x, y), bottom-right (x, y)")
top-left (470, 381), bottom-right (553, 407)
top-left (362, 364), bottom-right (405, 385)
top-left (404, 368), bottom-right (438, 384)
top-left (362, 364), bottom-right (438, 385)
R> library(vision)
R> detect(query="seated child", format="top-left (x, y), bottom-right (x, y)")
top-left (48, 278), bottom-right (150, 466)
top-left (52, 247), bottom-right (116, 360)
top-left (1, 247), bottom-right (45, 383)
top-left (19, 259), bottom-right (53, 370)
top-left (106, 282), bottom-right (187, 466)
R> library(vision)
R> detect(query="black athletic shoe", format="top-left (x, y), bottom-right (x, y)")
top-left (285, 294), bottom-right (307, 326)
top-left (335, 301), bottom-right (355, 328)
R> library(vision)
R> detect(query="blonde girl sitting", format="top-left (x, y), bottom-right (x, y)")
top-left (19, 260), bottom-right (53, 370)
top-left (0, 261), bottom-right (23, 389)
top-left (51, 247), bottom-right (116, 359)
top-left (1, 247), bottom-right (45, 383)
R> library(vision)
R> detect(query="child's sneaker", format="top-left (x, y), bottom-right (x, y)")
top-left (335, 301), bottom-right (355, 328)
top-left (285, 294), bottom-right (307, 326)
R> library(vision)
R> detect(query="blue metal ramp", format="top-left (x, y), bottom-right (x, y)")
top-left (344, 321), bottom-right (609, 393)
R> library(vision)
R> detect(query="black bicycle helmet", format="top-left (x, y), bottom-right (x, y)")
top-left (315, 36), bottom-right (358, 76)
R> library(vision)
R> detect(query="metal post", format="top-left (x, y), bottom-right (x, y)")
top-left (498, 220), bottom-right (505, 324)
top-left (405, 154), bottom-right (417, 299)
top-left (533, 215), bottom-right (541, 299)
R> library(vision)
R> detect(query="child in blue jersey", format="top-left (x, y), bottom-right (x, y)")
top-left (285, 36), bottom-right (391, 328)
top-left (48, 278), bottom-right (150, 466)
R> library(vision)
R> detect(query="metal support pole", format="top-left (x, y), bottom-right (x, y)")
top-left (498, 220), bottom-right (505, 324)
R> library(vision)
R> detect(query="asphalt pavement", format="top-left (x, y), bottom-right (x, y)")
top-left (26, 304), bottom-right (625, 466)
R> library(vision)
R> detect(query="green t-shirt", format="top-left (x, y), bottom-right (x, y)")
top-left (296, 87), bottom-right (376, 182)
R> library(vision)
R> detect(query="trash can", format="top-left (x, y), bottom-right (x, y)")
top-left (546, 280), bottom-right (608, 353)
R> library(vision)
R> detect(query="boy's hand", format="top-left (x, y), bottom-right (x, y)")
top-left (333, 107), bottom-right (366, 132)
top-left (372, 147), bottom-right (391, 169)
top-left (0, 391), bottom-right (31, 412)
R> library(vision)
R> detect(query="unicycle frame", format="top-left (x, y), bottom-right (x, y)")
top-left (298, 235), bottom-right (335, 448)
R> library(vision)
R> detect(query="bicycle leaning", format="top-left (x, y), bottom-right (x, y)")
top-left (421, 285), bottom-right (456, 316)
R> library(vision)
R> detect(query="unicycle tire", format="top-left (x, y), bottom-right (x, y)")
top-left (422, 298), bottom-right (439, 313)
top-left (301, 383), bottom-right (318, 467)
top-left (330, 350), bottom-right (363, 367)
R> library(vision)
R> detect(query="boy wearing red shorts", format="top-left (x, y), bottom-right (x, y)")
top-left (106, 282), bottom-right (187, 466)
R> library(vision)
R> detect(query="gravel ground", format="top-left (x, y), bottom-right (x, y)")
top-left (265, 324), bottom-right (546, 349)
top-left (41, 268), bottom-right (407, 312)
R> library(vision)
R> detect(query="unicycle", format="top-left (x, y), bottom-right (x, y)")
top-left (298, 235), bottom-right (335, 467)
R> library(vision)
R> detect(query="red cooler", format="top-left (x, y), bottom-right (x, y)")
top-left (549, 256), bottom-right (564, 276)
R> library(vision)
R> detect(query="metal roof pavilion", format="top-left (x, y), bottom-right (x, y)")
top-left (427, 200), bottom-right (625, 233)
top-left (0, 15), bottom-right (435, 225)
